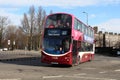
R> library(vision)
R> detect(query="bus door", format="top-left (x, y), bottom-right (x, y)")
top-left (72, 40), bottom-right (78, 64)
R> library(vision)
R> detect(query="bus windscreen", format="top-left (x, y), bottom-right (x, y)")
top-left (43, 37), bottom-right (71, 55)
top-left (45, 14), bottom-right (72, 28)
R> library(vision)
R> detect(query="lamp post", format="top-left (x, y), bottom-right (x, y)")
top-left (83, 11), bottom-right (88, 25)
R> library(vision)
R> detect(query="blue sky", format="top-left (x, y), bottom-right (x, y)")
top-left (0, 0), bottom-right (120, 33)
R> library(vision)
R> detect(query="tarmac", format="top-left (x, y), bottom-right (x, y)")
top-left (0, 50), bottom-right (41, 61)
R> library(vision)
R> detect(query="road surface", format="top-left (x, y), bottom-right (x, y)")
top-left (0, 50), bottom-right (120, 80)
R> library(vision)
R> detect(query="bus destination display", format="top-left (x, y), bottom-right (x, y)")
top-left (45, 29), bottom-right (71, 37)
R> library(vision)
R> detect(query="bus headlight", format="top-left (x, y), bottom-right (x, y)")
top-left (65, 57), bottom-right (69, 61)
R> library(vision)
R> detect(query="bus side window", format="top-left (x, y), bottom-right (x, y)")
top-left (81, 42), bottom-right (85, 51)
top-left (74, 19), bottom-right (78, 30)
top-left (78, 22), bottom-right (82, 31)
top-left (82, 24), bottom-right (85, 33)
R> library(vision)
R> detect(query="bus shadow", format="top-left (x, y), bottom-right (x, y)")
top-left (0, 57), bottom-right (50, 67)
top-left (0, 57), bottom-right (71, 68)
top-left (50, 64), bottom-right (71, 68)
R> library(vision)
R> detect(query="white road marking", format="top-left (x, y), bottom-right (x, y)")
top-left (83, 67), bottom-right (96, 70)
top-left (73, 73), bottom-right (87, 76)
top-left (99, 71), bottom-right (107, 73)
top-left (0, 78), bottom-right (21, 80)
top-left (114, 69), bottom-right (120, 72)
top-left (42, 75), bottom-right (63, 79)
top-left (66, 76), bottom-right (117, 80)
top-left (42, 75), bottom-right (117, 80)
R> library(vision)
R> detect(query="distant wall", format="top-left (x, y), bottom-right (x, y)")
top-left (95, 31), bottom-right (120, 49)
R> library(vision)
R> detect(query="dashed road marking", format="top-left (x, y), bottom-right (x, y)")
top-left (99, 71), bottom-right (107, 74)
top-left (0, 78), bottom-right (21, 80)
top-left (114, 69), bottom-right (120, 72)
top-left (42, 75), bottom-right (63, 79)
top-left (73, 73), bottom-right (87, 76)
top-left (42, 75), bottom-right (117, 80)
top-left (66, 76), bottom-right (117, 80)
top-left (83, 67), bottom-right (96, 70)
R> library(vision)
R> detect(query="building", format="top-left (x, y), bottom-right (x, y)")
top-left (94, 27), bottom-right (120, 49)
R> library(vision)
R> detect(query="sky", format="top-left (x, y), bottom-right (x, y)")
top-left (0, 0), bottom-right (120, 33)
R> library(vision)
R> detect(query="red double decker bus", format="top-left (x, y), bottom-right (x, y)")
top-left (41, 13), bottom-right (94, 66)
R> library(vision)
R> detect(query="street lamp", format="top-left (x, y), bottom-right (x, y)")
top-left (83, 11), bottom-right (88, 25)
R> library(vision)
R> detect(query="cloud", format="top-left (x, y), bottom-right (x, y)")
top-left (0, 8), bottom-right (22, 26)
top-left (8, 14), bottom-right (23, 26)
top-left (0, 0), bottom-right (120, 7)
top-left (95, 18), bottom-right (120, 33)
top-left (0, 0), bottom-right (120, 28)
top-left (90, 14), bottom-right (96, 19)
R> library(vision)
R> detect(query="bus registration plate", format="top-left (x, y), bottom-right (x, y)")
top-left (52, 56), bottom-right (58, 59)
top-left (51, 62), bottom-right (58, 64)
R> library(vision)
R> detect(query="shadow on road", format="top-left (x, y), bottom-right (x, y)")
top-left (0, 57), bottom-right (50, 67)
top-left (0, 57), bottom-right (71, 68)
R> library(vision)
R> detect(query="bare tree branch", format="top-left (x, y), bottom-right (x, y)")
top-left (0, 16), bottom-right (9, 48)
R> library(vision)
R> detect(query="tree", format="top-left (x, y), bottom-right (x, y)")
top-left (3, 25), bottom-right (17, 49)
top-left (36, 6), bottom-right (46, 49)
top-left (15, 28), bottom-right (27, 49)
top-left (21, 6), bottom-right (36, 50)
top-left (50, 10), bottom-right (53, 14)
top-left (0, 16), bottom-right (9, 48)
top-left (21, 6), bottom-right (46, 50)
